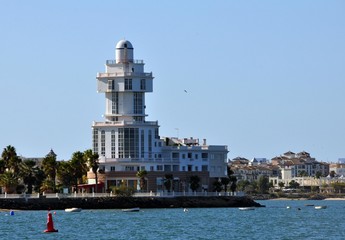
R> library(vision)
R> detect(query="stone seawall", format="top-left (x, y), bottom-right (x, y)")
top-left (0, 196), bottom-right (262, 210)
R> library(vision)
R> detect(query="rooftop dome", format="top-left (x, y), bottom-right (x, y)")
top-left (116, 40), bottom-right (133, 49)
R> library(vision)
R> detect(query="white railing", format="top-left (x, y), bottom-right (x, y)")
top-left (97, 72), bottom-right (152, 78)
top-left (0, 191), bottom-right (245, 199)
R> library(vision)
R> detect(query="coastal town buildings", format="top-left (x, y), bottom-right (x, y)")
top-left (87, 40), bottom-right (228, 193)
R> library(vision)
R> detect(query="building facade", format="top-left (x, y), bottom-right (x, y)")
top-left (88, 40), bottom-right (228, 193)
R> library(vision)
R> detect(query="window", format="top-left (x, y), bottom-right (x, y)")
top-left (195, 154), bottom-right (198, 159)
top-left (118, 128), bottom-right (139, 158)
top-left (108, 79), bottom-right (114, 90)
top-left (188, 153), bottom-right (192, 159)
top-left (101, 130), bottom-right (105, 156)
top-left (155, 128), bottom-right (159, 139)
top-left (125, 166), bottom-right (135, 171)
top-left (141, 130), bottom-right (145, 158)
top-left (110, 166), bottom-right (115, 171)
top-left (111, 92), bottom-right (118, 114)
top-left (140, 79), bottom-right (146, 90)
top-left (188, 165), bottom-right (192, 171)
top-left (164, 165), bottom-right (171, 171)
top-left (148, 130), bottom-right (152, 158)
top-left (93, 128), bottom-right (98, 154)
top-left (182, 166), bottom-right (186, 171)
top-left (111, 130), bottom-right (116, 158)
top-left (125, 79), bottom-right (132, 90)
top-left (157, 165), bottom-right (163, 171)
top-left (133, 93), bottom-right (143, 114)
top-left (202, 165), bottom-right (208, 171)
top-left (202, 153), bottom-right (208, 159)
top-left (195, 166), bottom-right (199, 171)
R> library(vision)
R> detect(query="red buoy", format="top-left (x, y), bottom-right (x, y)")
top-left (44, 211), bottom-right (58, 233)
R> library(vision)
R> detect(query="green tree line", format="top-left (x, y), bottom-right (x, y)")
top-left (0, 145), bottom-right (99, 194)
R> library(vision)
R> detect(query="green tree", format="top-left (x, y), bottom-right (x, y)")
top-left (42, 151), bottom-right (58, 192)
top-left (257, 176), bottom-right (270, 194)
top-left (1, 145), bottom-right (21, 174)
top-left (84, 149), bottom-right (100, 193)
top-left (220, 177), bottom-right (230, 193)
top-left (278, 181), bottom-right (285, 190)
top-left (0, 159), bottom-right (6, 174)
top-left (19, 160), bottom-right (37, 194)
top-left (136, 170), bottom-right (148, 192)
top-left (56, 161), bottom-right (74, 192)
top-left (230, 176), bottom-right (237, 193)
top-left (189, 175), bottom-right (200, 192)
top-left (0, 171), bottom-right (19, 193)
top-left (289, 180), bottom-right (300, 189)
top-left (315, 171), bottom-right (322, 179)
top-left (213, 180), bottom-right (222, 192)
top-left (70, 151), bottom-right (87, 192)
top-left (164, 174), bottom-right (173, 192)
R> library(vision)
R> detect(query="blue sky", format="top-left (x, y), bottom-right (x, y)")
top-left (0, 1), bottom-right (344, 162)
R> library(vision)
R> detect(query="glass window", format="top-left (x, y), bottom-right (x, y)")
top-left (118, 128), bottom-right (139, 158)
top-left (101, 130), bottom-right (105, 156)
top-left (125, 79), bottom-right (132, 90)
top-left (133, 93), bottom-right (143, 114)
top-left (140, 79), bottom-right (146, 90)
top-left (111, 130), bottom-right (116, 158)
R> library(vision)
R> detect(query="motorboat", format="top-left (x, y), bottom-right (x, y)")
top-left (65, 208), bottom-right (82, 212)
top-left (314, 206), bottom-right (327, 209)
top-left (122, 207), bottom-right (140, 212)
top-left (239, 207), bottom-right (255, 211)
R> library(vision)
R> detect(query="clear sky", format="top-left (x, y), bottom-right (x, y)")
top-left (0, 1), bottom-right (344, 162)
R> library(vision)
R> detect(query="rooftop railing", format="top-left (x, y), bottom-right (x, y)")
top-left (97, 72), bottom-right (152, 78)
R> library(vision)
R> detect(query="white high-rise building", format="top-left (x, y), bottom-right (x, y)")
top-left (89, 40), bottom-right (228, 193)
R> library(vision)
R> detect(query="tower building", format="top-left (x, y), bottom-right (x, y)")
top-left (89, 40), bottom-right (228, 193)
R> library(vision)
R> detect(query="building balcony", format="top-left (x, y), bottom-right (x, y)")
top-left (92, 120), bottom-right (158, 127)
top-left (97, 72), bottom-right (152, 78)
top-left (106, 59), bottom-right (144, 65)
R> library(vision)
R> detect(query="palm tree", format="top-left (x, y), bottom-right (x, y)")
top-left (70, 151), bottom-right (87, 192)
top-left (84, 149), bottom-right (100, 193)
top-left (136, 170), bottom-right (148, 192)
top-left (56, 161), bottom-right (73, 192)
top-left (189, 175), bottom-right (200, 192)
top-left (1, 145), bottom-right (21, 173)
top-left (0, 171), bottom-right (19, 193)
top-left (42, 150), bottom-right (58, 192)
top-left (19, 160), bottom-right (37, 194)
top-left (220, 177), bottom-right (230, 193)
top-left (164, 174), bottom-right (173, 192)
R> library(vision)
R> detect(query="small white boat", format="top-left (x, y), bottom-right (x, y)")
top-left (315, 206), bottom-right (327, 210)
top-left (286, 206), bottom-right (291, 209)
top-left (65, 208), bottom-right (82, 212)
top-left (239, 207), bottom-right (255, 211)
top-left (122, 207), bottom-right (140, 212)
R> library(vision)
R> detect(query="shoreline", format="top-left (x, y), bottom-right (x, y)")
top-left (0, 196), bottom-right (263, 210)
top-left (266, 197), bottom-right (345, 201)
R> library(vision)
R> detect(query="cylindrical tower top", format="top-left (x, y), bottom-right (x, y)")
top-left (116, 40), bottom-right (134, 63)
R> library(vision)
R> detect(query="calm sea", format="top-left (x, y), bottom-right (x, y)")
top-left (1, 200), bottom-right (345, 240)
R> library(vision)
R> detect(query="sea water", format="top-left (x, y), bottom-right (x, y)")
top-left (1, 200), bottom-right (345, 240)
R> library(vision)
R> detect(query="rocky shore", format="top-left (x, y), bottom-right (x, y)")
top-left (0, 196), bottom-right (262, 210)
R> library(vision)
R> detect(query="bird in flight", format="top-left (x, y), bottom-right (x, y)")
top-left (184, 90), bottom-right (188, 93)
